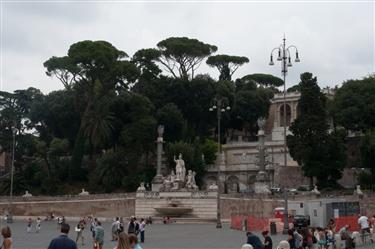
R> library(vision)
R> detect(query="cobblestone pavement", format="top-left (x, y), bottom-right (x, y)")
top-left (2, 220), bottom-right (374, 249)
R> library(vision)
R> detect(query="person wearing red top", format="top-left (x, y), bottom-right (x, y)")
top-left (370, 215), bottom-right (375, 243)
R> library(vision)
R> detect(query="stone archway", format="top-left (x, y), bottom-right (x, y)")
top-left (226, 175), bottom-right (239, 194)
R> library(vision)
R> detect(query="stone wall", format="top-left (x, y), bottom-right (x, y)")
top-left (0, 194), bottom-right (135, 218)
top-left (220, 196), bottom-right (284, 219)
top-left (0, 192), bottom-right (373, 221)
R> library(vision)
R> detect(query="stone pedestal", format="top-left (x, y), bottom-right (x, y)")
top-left (254, 171), bottom-right (271, 194)
top-left (152, 174), bottom-right (164, 192)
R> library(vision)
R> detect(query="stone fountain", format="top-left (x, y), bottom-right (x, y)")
top-left (135, 126), bottom-right (218, 221)
top-left (154, 200), bottom-right (193, 217)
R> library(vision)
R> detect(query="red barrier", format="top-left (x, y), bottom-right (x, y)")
top-left (246, 216), bottom-right (269, 232)
top-left (335, 216), bottom-right (358, 232)
top-left (231, 215), bottom-right (245, 230)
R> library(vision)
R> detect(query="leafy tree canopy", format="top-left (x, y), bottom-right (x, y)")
top-left (331, 75), bottom-right (375, 131)
top-left (157, 37), bottom-right (217, 80)
top-left (241, 73), bottom-right (284, 88)
top-left (287, 72), bottom-right (346, 188)
top-left (206, 54), bottom-right (249, 81)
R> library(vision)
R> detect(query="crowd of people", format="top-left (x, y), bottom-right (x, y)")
top-left (45, 215), bottom-right (146, 249)
top-left (243, 214), bottom-right (375, 249)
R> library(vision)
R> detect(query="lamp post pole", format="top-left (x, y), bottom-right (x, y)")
top-left (269, 35), bottom-right (300, 234)
top-left (8, 126), bottom-right (16, 223)
top-left (210, 97), bottom-right (230, 229)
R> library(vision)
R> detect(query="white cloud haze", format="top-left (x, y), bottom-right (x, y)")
top-left (1, 1), bottom-right (374, 93)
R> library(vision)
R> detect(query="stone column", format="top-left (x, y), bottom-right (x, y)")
top-left (152, 125), bottom-right (164, 191)
top-left (254, 118), bottom-right (271, 194)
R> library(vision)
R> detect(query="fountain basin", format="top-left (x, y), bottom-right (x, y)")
top-left (154, 207), bottom-right (193, 217)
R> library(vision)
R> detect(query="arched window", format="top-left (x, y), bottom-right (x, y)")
top-left (279, 104), bottom-right (292, 126)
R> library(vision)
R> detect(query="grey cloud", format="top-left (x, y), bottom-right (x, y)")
top-left (1, 2), bottom-right (374, 93)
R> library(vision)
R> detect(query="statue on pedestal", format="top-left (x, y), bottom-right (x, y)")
top-left (208, 182), bottom-right (218, 191)
top-left (22, 190), bottom-right (32, 197)
top-left (174, 153), bottom-right (185, 181)
top-left (79, 188), bottom-right (90, 196)
top-left (186, 170), bottom-right (198, 190)
top-left (354, 185), bottom-right (364, 198)
top-left (137, 183), bottom-right (146, 192)
top-left (311, 185), bottom-right (320, 196)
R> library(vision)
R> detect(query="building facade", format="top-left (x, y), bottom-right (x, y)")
top-left (204, 92), bottom-right (311, 193)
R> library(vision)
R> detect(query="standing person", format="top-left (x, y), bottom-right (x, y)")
top-left (358, 214), bottom-right (371, 245)
top-left (94, 221), bottom-right (104, 249)
top-left (129, 234), bottom-right (142, 249)
top-left (90, 218), bottom-right (98, 240)
top-left (134, 217), bottom-right (140, 236)
top-left (327, 219), bottom-right (336, 233)
top-left (370, 215), bottom-right (375, 243)
top-left (261, 230), bottom-right (273, 249)
top-left (139, 218), bottom-right (146, 243)
top-left (127, 217), bottom-right (136, 234)
top-left (114, 232), bottom-right (132, 249)
top-left (339, 225), bottom-right (353, 249)
top-left (287, 229), bottom-right (296, 249)
top-left (47, 223), bottom-right (78, 249)
top-left (118, 217), bottom-right (125, 234)
top-left (1, 226), bottom-right (12, 249)
top-left (112, 217), bottom-right (120, 241)
top-left (36, 217), bottom-right (42, 233)
top-left (27, 218), bottom-right (32, 233)
top-left (246, 231), bottom-right (263, 249)
top-left (317, 228), bottom-right (326, 249)
top-left (293, 229), bottom-right (303, 249)
top-left (75, 219), bottom-right (85, 247)
top-left (305, 228), bottom-right (315, 249)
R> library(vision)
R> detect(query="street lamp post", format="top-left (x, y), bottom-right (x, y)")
top-left (209, 97), bottom-right (230, 229)
top-left (8, 126), bottom-right (16, 223)
top-left (269, 35), bottom-right (300, 234)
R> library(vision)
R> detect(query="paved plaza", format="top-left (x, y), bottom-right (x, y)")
top-left (1, 220), bottom-right (374, 249)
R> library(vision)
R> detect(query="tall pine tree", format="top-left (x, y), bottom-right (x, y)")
top-left (287, 72), bottom-right (346, 188)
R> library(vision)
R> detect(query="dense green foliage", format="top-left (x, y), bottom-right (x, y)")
top-left (287, 73), bottom-right (346, 188)
top-left (1, 37), bottom-right (373, 194)
top-left (206, 55), bottom-right (249, 81)
top-left (0, 37), bottom-right (278, 194)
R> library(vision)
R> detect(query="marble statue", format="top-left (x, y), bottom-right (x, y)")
top-left (79, 188), bottom-right (90, 196)
top-left (355, 185), bottom-right (364, 197)
top-left (157, 125), bottom-right (164, 137)
top-left (311, 185), bottom-right (320, 196)
top-left (137, 183), bottom-right (146, 192)
top-left (170, 170), bottom-right (176, 182)
top-left (22, 190), bottom-right (32, 197)
top-left (174, 153), bottom-right (185, 181)
top-left (186, 170), bottom-right (193, 188)
top-left (208, 182), bottom-right (219, 190)
top-left (221, 151), bottom-right (226, 165)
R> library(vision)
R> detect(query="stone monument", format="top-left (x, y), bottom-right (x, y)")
top-left (253, 118), bottom-right (271, 194)
top-left (354, 185), bottom-right (364, 198)
top-left (78, 188), bottom-right (89, 196)
top-left (159, 153), bottom-right (198, 191)
top-left (22, 190), bottom-right (32, 197)
top-left (137, 128), bottom-right (218, 221)
top-left (152, 125), bottom-right (165, 191)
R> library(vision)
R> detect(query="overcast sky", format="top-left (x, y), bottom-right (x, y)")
top-left (1, 1), bottom-right (374, 94)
